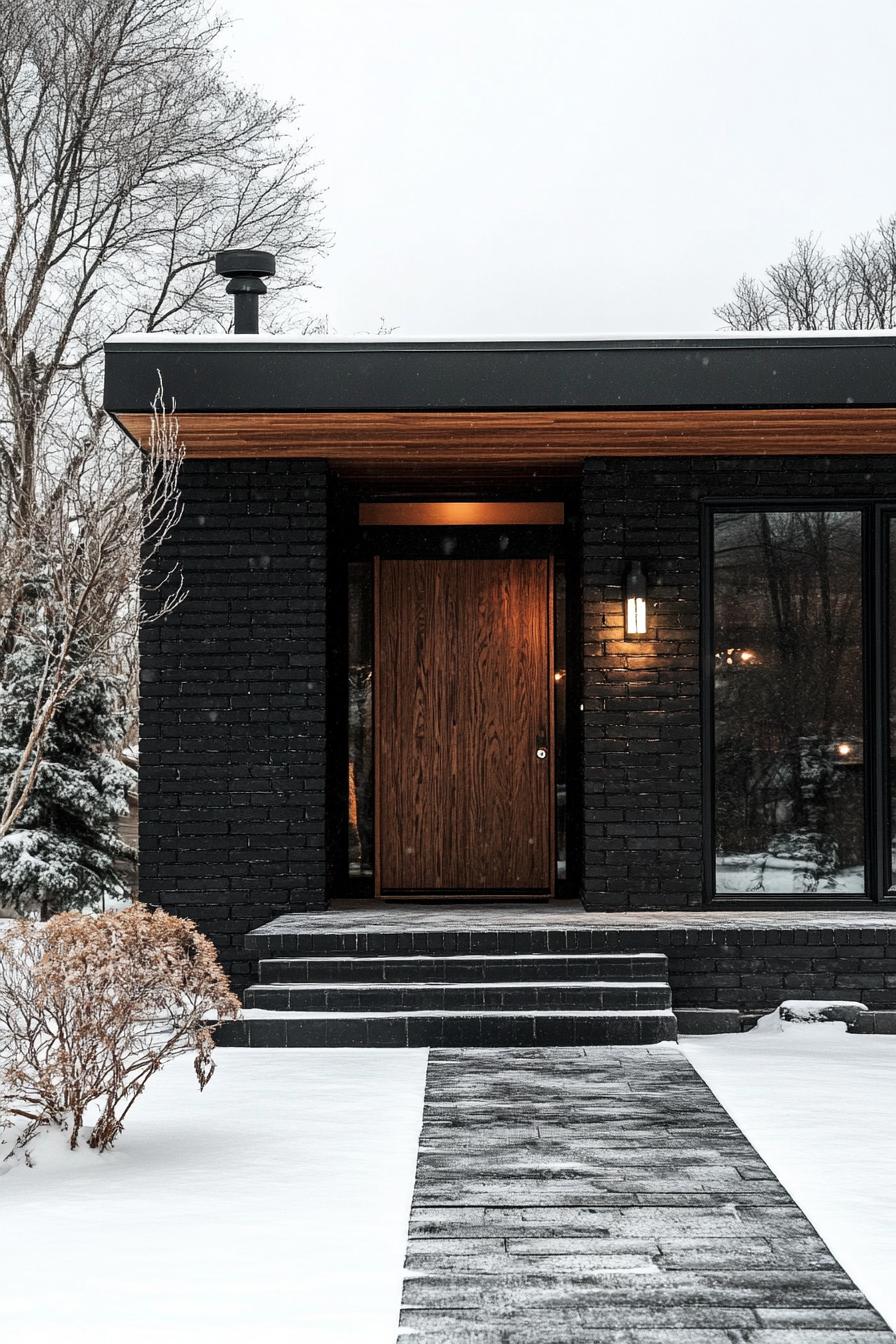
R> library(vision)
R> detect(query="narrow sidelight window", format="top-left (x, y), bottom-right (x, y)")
top-left (347, 561), bottom-right (374, 877)
top-left (555, 561), bottom-right (567, 879)
top-left (712, 510), bottom-right (864, 895)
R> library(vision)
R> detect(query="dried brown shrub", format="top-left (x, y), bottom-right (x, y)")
top-left (0, 905), bottom-right (239, 1152)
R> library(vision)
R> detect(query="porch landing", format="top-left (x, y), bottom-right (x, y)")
top-left (243, 904), bottom-right (896, 1030)
top-left (251, 901), bottom-right (896, 938)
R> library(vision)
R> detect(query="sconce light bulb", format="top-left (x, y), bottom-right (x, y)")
top-left (625, 596), bottom-right (647, 636)
top-left (624, 561), bottom-right (648, 637)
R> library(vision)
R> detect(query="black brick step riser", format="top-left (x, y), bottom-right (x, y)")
top-left (247, 931), bottom-right (667, 958)
top-left (257, 955), bottom-right (668, 984)
top-left (245, 984), bottom-right (672, 1012)
top-left (215, 1014), bottom-right (678, 1048)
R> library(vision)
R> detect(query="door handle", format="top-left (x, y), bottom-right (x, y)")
top-left (536, 747), bottom-right (547, 760)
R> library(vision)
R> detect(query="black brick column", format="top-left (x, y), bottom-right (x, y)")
top-left (582, 458), bottom-right (702, 909)
top-left (139, 459), bottom-right (327, 987)
top-left (581, 454), bottom-right (896, 911)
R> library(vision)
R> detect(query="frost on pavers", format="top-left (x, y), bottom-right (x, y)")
top-left (408, 1206), bottom-right (751, 1238)
top-left (397, 1046), bottom-right (895, 1342)
top-left (404, 1250), bottom-right (661, 1276)
top-left (397, 1319), bottom-right (896, 1344)
top-left (401, 1269), bottom-right (871, 1308)
top-left (408, 1174), bottom-right (786, 1204)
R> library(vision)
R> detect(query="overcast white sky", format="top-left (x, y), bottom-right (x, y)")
top-left (220, 1), bottom-right (896, 336)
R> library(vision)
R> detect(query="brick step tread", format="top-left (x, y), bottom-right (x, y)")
top-left (245, 981), bottom-right (672, 1010)
top-left (214, 1009), bottom-right (678, 1048)
top-left (247, 931), bottom-right (675, 955)
top-left (257, 953), bottom-right (668, 984)
top-left (238, 1007), bottom-right (674, 1018)
top-left (256, 951), bottom-right (665, 962)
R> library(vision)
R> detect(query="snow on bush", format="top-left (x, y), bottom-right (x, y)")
top-left (0, 905), bottom-right (239, 1153)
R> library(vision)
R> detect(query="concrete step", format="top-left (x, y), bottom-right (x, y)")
top-left (214, 1008), bottom-right (679, 1048)
top-left (244, 979), bottom-right (673, 1012)
top-left (256, 952), bottom-right (669, 985)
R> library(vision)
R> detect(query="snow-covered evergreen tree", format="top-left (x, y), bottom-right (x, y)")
top-left (0, 637), bottom-right (135, 917)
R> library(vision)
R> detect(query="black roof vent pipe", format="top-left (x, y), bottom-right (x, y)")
top-left (214, 248), bottom-right (276, 334)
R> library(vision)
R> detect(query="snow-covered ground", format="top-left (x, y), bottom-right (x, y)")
top-left (4, 1026), bottom-right (893, 1341)
top-left (682, 1020), bottom-right (896, 1330)
top-left (0, 1049), bottom-right (428, 1344)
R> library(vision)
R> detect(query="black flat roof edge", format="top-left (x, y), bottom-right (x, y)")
top-left (103, 334), bottom-right (896, 414)
top-left (104, 331), bottom-right (896, 352)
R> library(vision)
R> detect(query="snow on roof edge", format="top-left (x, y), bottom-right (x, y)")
top-left (105, 329), bottom-right (896, 345)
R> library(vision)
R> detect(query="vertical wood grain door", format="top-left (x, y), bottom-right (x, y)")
top-left (375, 557), bottom-right (554, 897)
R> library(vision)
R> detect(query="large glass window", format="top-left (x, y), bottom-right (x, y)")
top-left (712, 510), bottom-right (865, 895)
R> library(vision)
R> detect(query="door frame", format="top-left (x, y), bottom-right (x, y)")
top-left (326, 475), bottom-right (583, 904)
top-left (372, 554), bottom-right (556, 899)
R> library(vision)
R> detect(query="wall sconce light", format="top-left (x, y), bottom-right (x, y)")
top-left (624, 560), bottom-right (648, 637)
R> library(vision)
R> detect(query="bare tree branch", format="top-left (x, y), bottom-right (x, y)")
top-left (0, 391), bottom-right (184, 839)
top-left (0, 0), bottom-right (328, 532)
top-left (716, 216), bottom-right (896, 332)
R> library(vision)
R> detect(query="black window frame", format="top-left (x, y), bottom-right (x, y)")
top-left (702, 499), bottom-right (896, 907)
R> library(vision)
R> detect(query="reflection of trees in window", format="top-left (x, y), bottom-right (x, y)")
top-left (714, 511), bottom-right (864, 894)
top-left (348, 564), bottom-right (374, 877)
top-left (554, 564), bottom-right (567, 880)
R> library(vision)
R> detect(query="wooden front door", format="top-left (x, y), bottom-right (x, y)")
top-left (375, 557), bottom-right (554, 897)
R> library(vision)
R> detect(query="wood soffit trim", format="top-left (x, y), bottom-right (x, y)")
top-left (112, 407), bottom-right (896, 459)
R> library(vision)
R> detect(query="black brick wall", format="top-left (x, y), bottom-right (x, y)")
top-left (139, 459), bottom-right (327, 987)
top-left (662, 926), bottom-right (896, 1016)
top-left (581, 454), bottom-right (896, 910)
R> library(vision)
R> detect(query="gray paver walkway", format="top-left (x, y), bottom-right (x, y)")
top-left (397, 1047), bottom-right (893, 1343)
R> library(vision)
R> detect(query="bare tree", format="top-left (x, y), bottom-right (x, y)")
top-left (717, 274), bottom-right (778, 331)
top-left (0, 0), bottom-right (325, 534)
top-left (0, 0), bottom-right (327, 820)
top-left (840, 218), bottom-right (896, 330)
top-left (716, 216), bottom-right (896, 331)
top-left (0, 393), bottom-right (183, 842)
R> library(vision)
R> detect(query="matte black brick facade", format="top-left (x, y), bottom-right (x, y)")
top-left (581, 454), bottom-right (896, 910)
top-left (140, 452), bottom-right (896, 989)
top-left (140, 460), bottom-right (327, 986)
top-left (661, 925), bottom-right (896, 1015)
